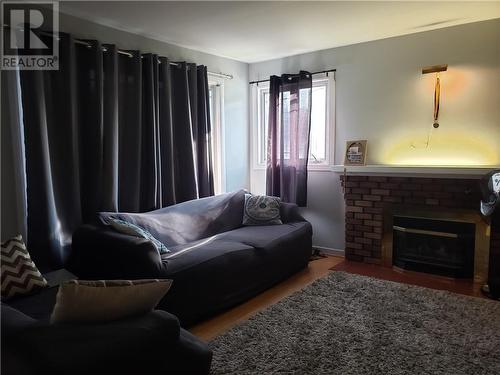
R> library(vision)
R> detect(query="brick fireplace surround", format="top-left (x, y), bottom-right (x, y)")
top-left (340, 174), bottom-right (500, 282)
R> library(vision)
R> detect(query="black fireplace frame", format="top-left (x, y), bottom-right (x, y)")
top-left (392, 215), bottom-right (475, 278)
top-left (381, 205), bottom-right (490, 283)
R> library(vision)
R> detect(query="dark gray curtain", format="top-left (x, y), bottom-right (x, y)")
top-left (266, 71), bottom-right (312, 207)
top-left (193, 65), bottom-right (214, 199)
top-left (15, 33), bottom-right (213, 270)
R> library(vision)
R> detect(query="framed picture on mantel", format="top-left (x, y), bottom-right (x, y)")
top-left (344, 140), bottom-right (367, 166)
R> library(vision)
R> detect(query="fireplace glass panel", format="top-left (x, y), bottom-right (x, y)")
top-left (392, 216), bottom-right (475, 278)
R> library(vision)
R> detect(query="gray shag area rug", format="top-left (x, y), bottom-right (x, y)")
top-left (209, 272), bottom-right (500, 375)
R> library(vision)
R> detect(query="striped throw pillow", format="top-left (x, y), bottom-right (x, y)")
top-left (1, 235), bottom-right (48, 300)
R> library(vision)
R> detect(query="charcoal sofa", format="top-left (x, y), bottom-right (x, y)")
top-left (2, 287), bottom-right (212, 375)
top-left (69, 189), bottom-right (313, 325)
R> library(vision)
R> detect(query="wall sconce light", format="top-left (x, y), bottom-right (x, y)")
top-left (422, 64), bottom-right (448, 128)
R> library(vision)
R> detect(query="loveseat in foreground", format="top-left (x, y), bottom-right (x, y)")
top-left (2, 286), bottom-right (212, 375)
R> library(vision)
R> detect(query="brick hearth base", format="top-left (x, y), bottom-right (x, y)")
top-left (339, 175), bottom-right (499, 268)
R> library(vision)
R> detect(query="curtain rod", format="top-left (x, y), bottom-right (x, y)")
top-left (249, 69), bottom-right (336, 85)
top-left (26, 29), bottom-right (233, 80)
top-left (72, 37), bottom-right (234, 80)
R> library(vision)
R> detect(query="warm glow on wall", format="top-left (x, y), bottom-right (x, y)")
top-left (375, 64), bottom-right (500, 168)
top-left (381, 129), bottom-right (498, 166)
top-left (421, 67), bottom-right (470, 98)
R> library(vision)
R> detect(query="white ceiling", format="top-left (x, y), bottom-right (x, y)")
top-left (60, 1), bottom-right (500, 63)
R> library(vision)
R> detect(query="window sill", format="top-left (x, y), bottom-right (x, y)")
top-left (308, 165), bottom-right (333, 172)
top-left (252, 164), bottom-right (333, 172)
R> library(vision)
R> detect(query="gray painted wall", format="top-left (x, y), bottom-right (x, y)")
top-left (249, 19), bottom-right (500, 251)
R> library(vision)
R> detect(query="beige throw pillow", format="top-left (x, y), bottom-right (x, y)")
top-left (51, 279), bottom-right (172, 324)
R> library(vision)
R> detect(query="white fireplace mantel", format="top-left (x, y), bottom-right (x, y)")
top-left (331, 165), bottom-right (499, 179)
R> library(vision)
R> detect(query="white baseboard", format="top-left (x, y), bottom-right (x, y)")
top-left (313, 246), bottom-right (345, 257)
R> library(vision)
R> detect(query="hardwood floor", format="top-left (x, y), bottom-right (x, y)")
top-left (190, 255), bottom-right (343, 341)
top-left (331, 259), bottom-right (485, 298)
top-left (190, 255), bottom-right (489, 341)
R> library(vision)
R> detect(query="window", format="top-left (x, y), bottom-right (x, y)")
top-left (208, 76), bottom-right (225, 193)
top-left (251, 74), bottom-right (334, 169)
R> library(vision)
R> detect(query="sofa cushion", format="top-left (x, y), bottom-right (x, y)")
top-left (6, 287), bottom-right (59, 322)
top-left (5, 311), bottom-right (185, 375)
top-left (99, 189), bottom-right (246, 247)
top-left (161, 238), bottom-right (255, 276)
top-left (216, 222), bottom-right (312, 250)
top-left (155, 223), bottom-right (312, 324)
top-left (158, 239), bottom-right (265, 323)
top-left (1, 303), bottom-right (37, 335)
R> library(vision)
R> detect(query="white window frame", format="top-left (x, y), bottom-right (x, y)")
top-left (208, 74), bottom-right (225, 193)
top-left (250, 73), bottom-right (335, 171)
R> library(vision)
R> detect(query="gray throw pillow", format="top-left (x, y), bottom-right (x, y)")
top-left (109, 219), bottom-right (169, 254)
top-left (243, 194), bottom-right (282, 226)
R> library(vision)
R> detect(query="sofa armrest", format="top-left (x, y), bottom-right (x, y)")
top-left (4, 310), bottom-right (181, 375)
top-left (280, 202), bottom-right (307, 223)
top-left (68, 225), bottom-right (162, 280)
top-left (170, 329), bottom-right (213, 375)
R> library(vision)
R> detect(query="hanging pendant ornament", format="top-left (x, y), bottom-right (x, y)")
top-left (422, 64), bottom-right (447, 129)
top-left (433, 73), bottom-right (441, 128)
